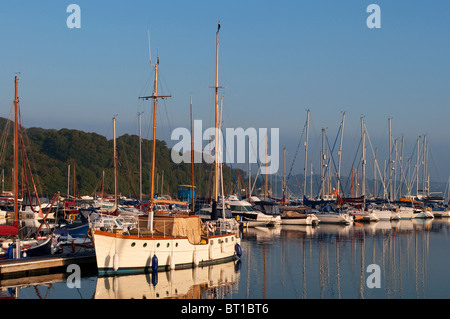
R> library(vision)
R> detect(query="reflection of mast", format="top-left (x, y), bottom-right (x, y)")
top-left (263, 243), bottom-right (267, 299)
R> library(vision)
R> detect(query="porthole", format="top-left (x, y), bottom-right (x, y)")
top-left (210, 240), bottom-right (214, 245)
top-left (157, 243), bottom-right (160, 248)
top-left (175, 242), bottom-right (178, 247)
top-left (166, 243), bottom-right (170, 248)
top-left (131, 242), bottom-right (136, 247)
top-left (143, 243), bottom-right (147, 248)
top-left (225, 238), bottom-right (228, 243)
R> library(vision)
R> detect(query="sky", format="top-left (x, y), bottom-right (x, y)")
top-left (1, 1), bottom-right (450, 193)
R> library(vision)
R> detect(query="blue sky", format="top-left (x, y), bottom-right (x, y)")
top-left (1, 1), bottom-right (450, 190)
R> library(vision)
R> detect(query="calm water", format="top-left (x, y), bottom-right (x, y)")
top-left (2, 218), bottom-right (450, 299)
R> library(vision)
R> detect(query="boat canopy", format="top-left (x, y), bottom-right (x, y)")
top-left (0, 225), bottom-right (19, 236)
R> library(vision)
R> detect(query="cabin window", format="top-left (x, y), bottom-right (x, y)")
top-left (143, 243), bottom-right (147, 248)
top-left (225, 238), bottom-right (228, 243)
top-left (166, 243), bottom-right (170, 248)
top-left (156, 243), bottom-right (160, 248)
top-left (131, 242), bottom-right (136, 247)
top-left (175, 242), bottom-right (178, 247)
top-left (210, 240), bottom-right (214, 245)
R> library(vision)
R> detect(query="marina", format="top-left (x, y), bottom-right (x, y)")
top-left (1, 217), bottom-right (450, 299)
top-left (0, 1), bottom-right (449, 304)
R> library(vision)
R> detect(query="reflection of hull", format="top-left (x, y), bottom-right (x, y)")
top-left (242, 225), bottom-right (281, 241)
top-left (316, 224), bottom-right (352, 236)
top-left (281, 225), bottom-right (317, 236)
top-left (93, 230), bottom-right (240, 276)
top-left (94, 260), bottom-right (240, 299)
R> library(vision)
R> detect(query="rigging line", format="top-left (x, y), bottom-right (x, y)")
top-left (0, 104), bottom-right (13, 166)
top-left (285, 116), bottom-right (307, 190)
top-left (322, 129), bottom-right (343, 197)
top-left (342, 137), bottom-right (361, 197)
top-left (427, 142), bottom-right (443, 186)
top-left (364, 124), bottom-right (390, 202)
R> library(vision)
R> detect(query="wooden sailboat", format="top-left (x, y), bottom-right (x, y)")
top-left (0, 76), bottom-right (57, 259)
top-left (91, 24), bottom-right (241, 275)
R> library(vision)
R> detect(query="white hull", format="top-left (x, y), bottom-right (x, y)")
top-left (350, 211), bottom-right (379, 222)
top-left (413, 210), bottom-right (434, 219)
top-left (372, 209), bottom-right (393, 221)
top-left (433, 210), bottom-right (450, 217)
top-left (281, 214), bottom-right (319, 225)
top-left (397, 207), bottom-right (414, 219)
top-left (92, 230), bottom-right (241, 275)
top-left (316, 213), bottom-right (353, 225)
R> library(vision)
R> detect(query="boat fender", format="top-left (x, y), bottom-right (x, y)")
top-left (235, 243), bottom-right (242, 257)
top-left (151, 254), bottom-right (158, 272)
top-left (6, 244), bottom-right (13, 259)
top-left (113, 253), bottom-right (119, 272)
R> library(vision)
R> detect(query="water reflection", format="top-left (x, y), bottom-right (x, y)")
top-left (94, 261), bottom-right (241, 299)
top-left (2, 219), bottom-right (450, 299)
top-left (239, 219), bottom-right (450, 299)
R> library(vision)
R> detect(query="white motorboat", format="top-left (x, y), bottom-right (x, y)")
top-left (315, 206), bottom-right (353, 225)
top-left (226, 200), bottom-right (274, 227)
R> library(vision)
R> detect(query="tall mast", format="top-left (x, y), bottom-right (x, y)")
top-left (113, 117), bottom-right (118, 211)
top-left (416, 136), bottom-right (420, 197)
top-left (139, 36), bottom-right (171, 218)
top-left (264, 133), bottom-right (268, 200)
top-left (67, 164), bottom-right (70, 199)
top-left (320, 128), bottom-right (325, 200)
top-left (248, 137), bottom-right (251, 200)
top-left (13, 76), bottom-right (19, 225)
top-left (337, 112), bottom-right (345, 195)
top-left (283, 147), bottom-right (286, 201)
top-left (303, 109), bottom-right (310, 197)
top-left (310, 162), bottom-right (313, 198)
top-left (211, 21), bottom-right (223, 202)
top-left (399, 136), bottom-right (404, 198)
top-left (138, 112), bottom-right (143, 202)
top-left (361, 118), bottom-right (365, 197)
top-left (190, 96), bottom-right (195, 214)
top-left (388, 118), bottom-right (393, 201)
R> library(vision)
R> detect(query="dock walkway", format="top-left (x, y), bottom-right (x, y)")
top-left (0, 250), bottom-right (96, 279)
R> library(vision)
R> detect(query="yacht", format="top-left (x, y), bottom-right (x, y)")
top-left (226, 200), bottom-right (275, 227)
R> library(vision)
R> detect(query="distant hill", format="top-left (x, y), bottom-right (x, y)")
top-left (0, 117), bottom-right (248, 200)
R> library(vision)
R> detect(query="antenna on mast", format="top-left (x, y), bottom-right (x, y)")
top-left (148, 29), bottom-right (152, 66)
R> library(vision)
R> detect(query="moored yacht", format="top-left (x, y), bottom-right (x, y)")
top-left (226, 200), bottom-right (276, 227)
